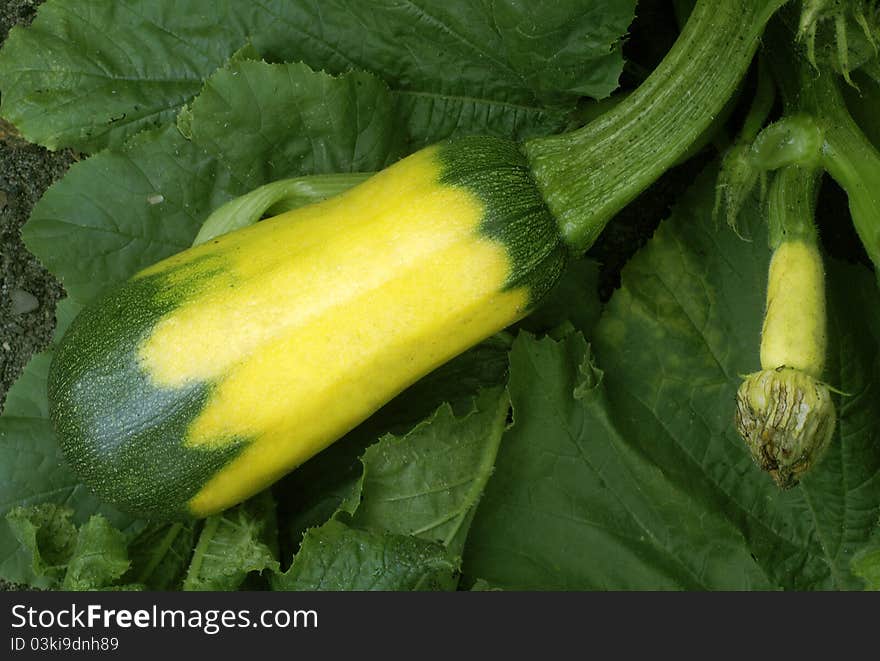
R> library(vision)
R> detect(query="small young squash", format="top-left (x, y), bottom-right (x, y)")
top-left (49, 137), bottom-right (566, 519)
top-left (735, 166), bottom-right (836, 488)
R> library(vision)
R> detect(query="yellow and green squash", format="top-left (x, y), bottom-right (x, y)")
top-left (49, 138), bottom-right (565, 518)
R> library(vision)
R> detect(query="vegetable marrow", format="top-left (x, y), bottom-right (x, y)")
top-left (49, 0), bottom-right (789, 519)
top-left (49, 137), bottom-right (565, 518)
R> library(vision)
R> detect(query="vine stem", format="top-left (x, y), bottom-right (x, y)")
top-left (525, 0), bottom-right (789, 254)
top-left (767, 15), bottom-right (880, 277)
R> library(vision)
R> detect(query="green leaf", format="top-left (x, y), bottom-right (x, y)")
top-left (124, 522), bottom-right (199, 590)
top-left (0, 0), bottom-right (260, 151)
top-left (464, 164), bottom-right (880, 590)
top-left (255, 0), bottom-right (638, 149)
top-left (0, 415), bottom-right (143, 586)
top-left (22, 125), bottom-right (239, 305)
top-left (1, 352), bottom-right (52, 419)
top-left (255, 0), bottom-right (637, 108)
top-left (186, 60), bottom-right (402, 189)
top-left (183, 491), bottom-right (279, 591)
top-left (465, 332), bottom-right (773, 589)
top-left (272, 0), bottom-right (633, 101)
top-left (274, 388), bottom-right (509, 589)
top-left (5, 504), bottom-right (77, 587)
top-left (469, 578), bottom-right (504, 591)
top-left (517, 257), bottom-right (602, 338)
top-left (852, 545), bottom-right (880, 589)
top-left (62, 515), bottom-right (131, 591)
top-left (391, 94), bottom-right (569, 153)
top-left (350, 387), bottom-right (509, 556)
top-left (271, 519), bottom-right (458, 591)
top-left (0, 0), bottom-right (635, 152)
top-left (6, 507), bottom-right (135, 590)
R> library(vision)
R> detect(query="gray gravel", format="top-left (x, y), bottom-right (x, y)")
top-left (0, 0), bottom-right (72, 593)
top-left (0, 0), bottom-right (78, 410)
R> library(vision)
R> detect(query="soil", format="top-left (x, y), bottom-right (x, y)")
top-left (0, 0), bottom-right (77, 592)
top-left (0, 0), bottom-right (77, 412)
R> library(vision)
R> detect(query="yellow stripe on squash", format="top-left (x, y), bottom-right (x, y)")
top-left (135, 146), bottom-right (528, 517)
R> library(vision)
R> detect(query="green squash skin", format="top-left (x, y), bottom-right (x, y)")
top-left (48, 257), bottom-right (249, 520)
top-left (437, 137), bottom-right (567, 303)
top-left (48, 136), bottom-right (566, 520)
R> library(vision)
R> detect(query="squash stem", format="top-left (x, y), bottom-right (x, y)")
top-left (821, 121), bottom-right (880, 273)
top-left (525, 0), bottom-right (788, 254)
top-left (193, 173), bottom-right (372, 246)
top-left (767, 19), bottom-right (880, 278)
top-left (766, 165), bottom-right (821, 249)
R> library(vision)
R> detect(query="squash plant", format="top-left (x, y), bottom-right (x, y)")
top-left (0, 0), bottom-right (879, 590)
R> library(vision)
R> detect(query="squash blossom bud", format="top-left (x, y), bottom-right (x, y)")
top-left (735, 367), bottom-right (836, 489)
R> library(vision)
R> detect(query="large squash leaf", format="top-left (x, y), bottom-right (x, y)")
top-left (0, 0), bottom-right (635, 152)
